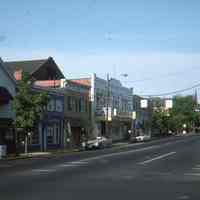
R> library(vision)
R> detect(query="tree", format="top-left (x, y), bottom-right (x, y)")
top-left (12, 72), bottom-right (49, 154)
top-left (151, 95), bottom-right (199, 136)
top-left (169, 95), bottom-right (198, 133)
top-left (152, 108), bottom-right (170, 136)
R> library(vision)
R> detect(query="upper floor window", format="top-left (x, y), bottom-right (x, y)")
top-left (47, 99), bottom-right (55, 111)
top-left (67, 96), bottom-right (72, 111)
top-left (55, 99), bottom-right (63, 112)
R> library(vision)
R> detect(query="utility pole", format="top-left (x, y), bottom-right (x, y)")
top-left (106, 73), bottom-right (110, 137)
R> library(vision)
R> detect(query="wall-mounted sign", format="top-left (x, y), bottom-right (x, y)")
top-left (140, 99), bottom-right (148, 108)
top-left (114, 108), bottom-right (117, 116)
top-left (165, 99), bottom-right (173, 109)
top-left (132, 111), bottom-right (136, 120)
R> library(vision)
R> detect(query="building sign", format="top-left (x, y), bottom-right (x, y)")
top-left (165, 99), bottom-right (173, 109)
top-left (132, 111), bottom-right (136, 120)
top-left (103, 107), bottom-right (112, 121)
top-left (113, 108), bottom-right (117, 116)
top-left (140, 99), bottom-right (148, 108)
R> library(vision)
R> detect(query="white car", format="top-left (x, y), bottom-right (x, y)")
top-left (83, 136), bottom-right (112, 150)
top-left (136, 135), bottom-right (151, 142)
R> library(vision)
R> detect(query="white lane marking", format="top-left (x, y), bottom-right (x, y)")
top-left (139, 151), bottom-right (176, 165)
top-left (30, 145), bottom-right (159, 174)
top-left (70, 161), bottom-right (88, 164)
top-left (32, 169), bottom-right (56, 173)
top-left (58, 164), bottom-right (78, 168)
top-left (76, 145), bottom-right (160, 163)
top-left (192, 167), bottom-right (200, 170)
top-left (177, 195), bottom-right (190, 200)
top-left (184, 173), bottom-right (200, 176)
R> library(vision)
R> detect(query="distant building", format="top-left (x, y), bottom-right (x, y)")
top-left (71, 73), bottom-right (133, 141)
top-left (132, 95), bottom-right (152, 135)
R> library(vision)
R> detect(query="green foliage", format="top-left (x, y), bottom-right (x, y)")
top-left (152, 95), bottom-right (199, 135)
top-left (12, 72), bottom-right (49, 133)
top-left (152, 108), bottom-right (170, 135)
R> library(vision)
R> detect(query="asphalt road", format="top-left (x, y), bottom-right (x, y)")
top-left (1, 134), bottom-right (200, 200)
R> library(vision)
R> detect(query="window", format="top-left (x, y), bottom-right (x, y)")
top-left (75, 98), bottom-right (79, 112)
top-left (67, 96), bottom-right (72, 111)
top-left (79, 98), bottom-right (85, 112)
top-left (56, 99), bottom-right (63, 112)
top-left (47, 99), bottom-right (55, 111)
top-left (46, 123), bottom-right (60, 145)
top-left (47, 126), bottom-right (54, 144)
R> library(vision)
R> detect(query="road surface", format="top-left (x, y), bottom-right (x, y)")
top-left (0, 135), bottom-right (200, 200)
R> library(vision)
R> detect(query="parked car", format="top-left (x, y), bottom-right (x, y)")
top-left (129, 135), bottom-right (137, 143)
top-left (82, 136), bottom-right (112, 150)
top-left (135, 135), bottom-right (151, 142)
top-left (97, 136), bottom-right (112, 148)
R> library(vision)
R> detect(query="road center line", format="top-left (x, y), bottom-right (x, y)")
top-left (78, 145), bottom-right (160, 163)
top-left (139, 151), bottom-right (176, 165)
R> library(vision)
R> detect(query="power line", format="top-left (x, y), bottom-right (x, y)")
top-left (141, 82), bottom-right (200, 97)
top-left (124, 66), bottom-right (200, 84)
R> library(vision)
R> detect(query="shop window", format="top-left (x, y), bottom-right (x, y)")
top-left (47, 123), bottom-right (60, 145)
top-left (47, 126), bottom-right (54, 144)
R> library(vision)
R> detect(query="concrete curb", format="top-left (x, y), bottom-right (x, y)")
top-left (1, 134), bottom-right (198, 162)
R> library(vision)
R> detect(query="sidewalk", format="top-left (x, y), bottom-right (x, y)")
top-left (2, 133), bottom-right (193, 162)
top-left (0, 141), bottom-right (131, 162)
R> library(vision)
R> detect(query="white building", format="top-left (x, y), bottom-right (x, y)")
top-left (71, 73), bottom-right (133, 141)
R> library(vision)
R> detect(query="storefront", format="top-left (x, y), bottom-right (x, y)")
top-left (28, 88), bottom-right (65, 151)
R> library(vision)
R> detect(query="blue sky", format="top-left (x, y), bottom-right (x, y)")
top-left (1, 0), bottom-right (200, 96)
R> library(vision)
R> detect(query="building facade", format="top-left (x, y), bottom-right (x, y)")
top-left (132, 95), bottom-right (152, 136)
top-left (28, 87), bottom-right (65, 151)
top-left (34, 79), bottom-right (91, 148)
top-left (61, 80), bottom-right (90, 148)
top-left (4, 57), bottom-right (65, 152)
top-left (71, 74), bottom-right (133, 141)
top-left (0, 58), bottom-right (16, 153)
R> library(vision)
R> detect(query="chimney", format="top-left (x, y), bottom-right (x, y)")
top-left (14, 69), bottom-right (22, 81)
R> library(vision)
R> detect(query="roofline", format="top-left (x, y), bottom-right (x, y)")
top-left (69, 77), bottom-right (91, 80)
top-left (32, 85), bottom-right (64, 96)
top-left (46, 57), bottom-right (65, 78)
top-left (4, 56), bottom-right (65, 78)
top-left (4, 58), bottom-right (48, 75)
top-left (67, 80), bottom-right (91, 89)
top-left (0, 58), bottom-right (17, 86)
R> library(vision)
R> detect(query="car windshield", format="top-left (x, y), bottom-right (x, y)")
top-left (1, 1), bottom-right (200, 200)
